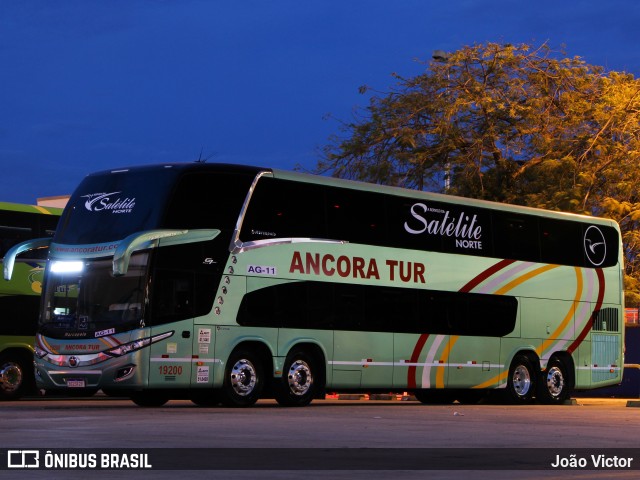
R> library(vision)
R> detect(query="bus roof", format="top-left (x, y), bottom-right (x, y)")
top-left (81, 162), bottom-right (617, 229)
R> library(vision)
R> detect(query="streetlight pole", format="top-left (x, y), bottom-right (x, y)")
top-left (432, 50), bottom-right (451, 193)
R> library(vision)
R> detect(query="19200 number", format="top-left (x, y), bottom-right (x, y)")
top-left (159, 365), bottom-right (183, 375)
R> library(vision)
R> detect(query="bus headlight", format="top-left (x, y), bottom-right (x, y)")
top-left (103, 331), bottom-right (174, 357)
top-left (50, 260), bottom-right (84, 273)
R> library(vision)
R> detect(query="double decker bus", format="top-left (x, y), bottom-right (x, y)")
top-left (4, 163), bottom-right (624, 407)
top-left (0, 202), bottom-right (61, 399)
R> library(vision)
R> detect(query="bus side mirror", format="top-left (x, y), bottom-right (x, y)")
top-left (112, 229), bottom-right (220, 276)
top-left (3, 237), bottom-right (52, 281)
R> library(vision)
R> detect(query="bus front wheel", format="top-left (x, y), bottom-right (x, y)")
top-left (130, 391), bottom-right (169, 407)
top-left (537, 357), bottom-right (572, 404)
top-left (274, 349), bottom-right (317, 407)
top-left (220, 349), bottom-right (264, 407)
top-left (0, 353), bottom-right (34, 400)
top-left (507, 354), bottom-right (537, 404)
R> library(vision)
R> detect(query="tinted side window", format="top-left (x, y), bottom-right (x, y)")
top-left (326, 187), bottom-right (387, 244)
top-left (149, 241), bottom-right (221, 325)
top-left (241, 178), bottom-right (327, 242)
top-left (539, 218), bottom-right (582, 266)
top-left (237, 281), bottom-right (517, 337)
top-left (492, 213), bottom-right (540, 262)
top-left (163, 172), bottom-right (254, 231)
top-left (0, 210), bottom-right (58, 259)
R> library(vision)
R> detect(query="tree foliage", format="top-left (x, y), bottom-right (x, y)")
top-left (317, 42), bottom-right (640, 307)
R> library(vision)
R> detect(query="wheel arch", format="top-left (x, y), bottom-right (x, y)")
top-left (229, 340), bottom-right (274, 374)
top-left (506, 348), bottom-right (541, 374)
top-left (547, 351), bottom-right (576, 388)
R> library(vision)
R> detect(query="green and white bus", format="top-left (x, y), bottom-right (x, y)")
top-left (0, 201), bottom-right (61, 399)
top-left (4, 163), bottom-right (624, 406)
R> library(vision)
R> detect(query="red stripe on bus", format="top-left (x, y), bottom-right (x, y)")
top-left (407, 258), bottom-right (516, 389)
top-left (407, 334), bottom-right (430, 389)
top-left (568, 268), bottom-right (605, 354)
top-left (459, 258), bottom-right (516, 293)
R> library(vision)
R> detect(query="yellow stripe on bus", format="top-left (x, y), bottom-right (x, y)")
top-left (494, 263), bottom-right (560, 295)
top-left (536, 267), bottom-right (583, 357)
top-left (470, 263), bottom-right (564, 390)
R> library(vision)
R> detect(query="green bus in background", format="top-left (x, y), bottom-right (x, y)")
top-left (0, 202), bottom-right (61, 399)
top-left (4, 163), bottom-right (625, 407)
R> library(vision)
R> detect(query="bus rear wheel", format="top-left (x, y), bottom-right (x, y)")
top-left (537, 357), bottom-right (572, 404)
top-left (220, 349), bottom-right (264, 407)
top-left (507, 354), bottom-right (537, 404)
top-left (274, 349), bottom-right (317, 407)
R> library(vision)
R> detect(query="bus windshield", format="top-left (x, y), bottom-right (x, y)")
top-left (40, 252), bottom-right (149, 338)
top-left (55, 167), bottom-right (177, 244)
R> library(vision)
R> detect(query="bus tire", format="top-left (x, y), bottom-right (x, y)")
top-left (191, 389), bottom-right (221, 407)
top-left (413, 389), bottom-right (456, 404)
top-left (130, 391), bottom-right (169, 407)
top-left (274, 349), bottom-right (317, 407)
top-left (507, 354), bottom-right (537, 404)
top-left (0, 352), bottom-right (35, 400)
top-left (537, 357), bottom-right (572, 404)
top-left (220, 349), bottom-right (264, 407)
top-left (455, 389), bottom-right (486, 404)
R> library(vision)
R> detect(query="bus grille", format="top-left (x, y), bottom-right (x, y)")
top-left (592, 307), bottom-right (619, 332)
top-left (591, 333), bottom-right (620, 383)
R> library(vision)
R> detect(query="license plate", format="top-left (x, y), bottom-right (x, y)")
top-left (67, 379), bottom-right (86, 388)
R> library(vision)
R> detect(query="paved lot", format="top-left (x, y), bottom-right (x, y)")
top-left (1, 395), bottom-right (639, 479)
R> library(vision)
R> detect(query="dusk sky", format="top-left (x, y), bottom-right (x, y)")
top-left (2, 1), bottom-right (640, 204)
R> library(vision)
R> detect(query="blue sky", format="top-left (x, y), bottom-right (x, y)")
top-left (2, 0), bottom-right (640, 204)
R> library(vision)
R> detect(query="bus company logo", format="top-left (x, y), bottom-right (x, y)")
top-left (8, 450), bottom-right (40, 468)
top-left (584, 225), bottom-right (606, 266)
top-left (82, 192), bottom-right (136, 214)
top-left (68, 356), bottom-right (80, 367)
top-left (404, 202), bottom-right (483, 250)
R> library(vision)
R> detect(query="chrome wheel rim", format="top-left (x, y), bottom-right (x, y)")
top-left (287, 360), bottom-right (312, 396)
top-left (229, 359), bottom-right (257, 396)
top-left (545, 365), bottom-right (564, 398)
top-left (512, 364), bottom-right (531, 397)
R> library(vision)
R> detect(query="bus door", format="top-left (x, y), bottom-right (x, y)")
top-left (147, 270), bottom-right (195, 388)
